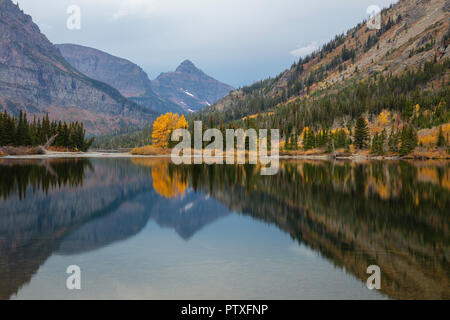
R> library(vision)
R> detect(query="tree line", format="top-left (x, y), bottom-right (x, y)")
top-left (0, 110), bottom-right (94, 151)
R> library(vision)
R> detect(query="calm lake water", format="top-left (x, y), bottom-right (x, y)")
top-left (0, 158), bottom-right (448, 300)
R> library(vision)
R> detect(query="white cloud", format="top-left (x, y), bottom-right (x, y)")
top-left (289, 41), bottom-right (319, 58)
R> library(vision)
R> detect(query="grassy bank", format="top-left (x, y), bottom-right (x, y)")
top-left (130, 145), bottom-right (172, 155)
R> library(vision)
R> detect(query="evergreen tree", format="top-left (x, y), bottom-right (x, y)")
top-left (0, 112), bottom-right (6, 146)
top-left (371, 133), bottom-right (379, 154)
top-left (354, 116), bottom-right (369, 149)
top-left (388, 127), bottom-right (399, 153)
top-left (437, 126), bottom-right (446, 147)
top-left (400, 125), bottom-right (418, 155)
top-left (55, 121), bottom-right (63, 147)
top-left (284, 134), bottom-right (291, 151)
top-left (15, 110), bottom-right (24, 146)
top-left (333, 129), bottom-right (348, 148)
top-left (371, 130), bottom-right (386, 155)
top-left (0, 110), bottom-right (94, 150)
top-left (379, 129), bottom-right (386, 154)
top-left (292, 130), bottom-right (298, 150)
top-left (42, 114), bottom-right (51, 141)
top-left (303, 128), bottom-right (315, 150)
top-left (4, 112), bottom-right (15, 146)
top-left (22, 112), bottom-right (31, 146)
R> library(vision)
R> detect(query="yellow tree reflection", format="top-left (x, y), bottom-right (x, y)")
top-left (132, 158), bottom-right (187, 199)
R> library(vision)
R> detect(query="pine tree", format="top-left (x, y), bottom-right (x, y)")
top-left (0, 110), bottom-right (94, 150)
top-left (371, 133), bottom-right (379, 154)
top-left (303, 128), bottom-right (315, 150)
top-left (3, 112), bottom-right (15, 146)
top-left (400, 125), bottom-right (418, 156)
top-left (15, 110), bottom-right (23, 146)
top-left (354, 116), bottom-right (369, 149)
top-left (334, 129), bottom-right (347, 148)
top-left (22, 112), bottom-right (31, 146)
top-left (402, 104), bottom-right (414, 121)
top-left (284, 134), bottom-right (291, 151)
top-left (55, 121), bottom-right (63, 146)
top-left (372, 130), bottom-right (386, 155)
top-left (437, 126), bottom-right (446, 147)
top-left (42, 114), bottom-right (50, 141)
top-left (379, 129), bottom-right (386, 154)
top-left (388, 127), bottom-right (399, 153)
top-left (0, 111), bottom-right (5, 146)
top-left (292, 130), bottom-right (298, 150)
top-left (36, 118), bottom-right (43, 145)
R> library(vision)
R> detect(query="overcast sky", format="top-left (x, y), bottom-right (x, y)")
top-left (14, 0), bottom-right (397, 87)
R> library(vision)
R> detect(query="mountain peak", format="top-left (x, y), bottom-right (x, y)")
top-left (152, 59), bottom-right (234, 112)
top-left (176, 59), bottom-right (199, 73)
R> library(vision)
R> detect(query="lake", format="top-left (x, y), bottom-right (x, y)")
top-left (0, 158), bottom-right (448, 299)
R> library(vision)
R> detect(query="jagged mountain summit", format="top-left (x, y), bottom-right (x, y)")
top-left (0, 0), bottom-right (158, 135)
top-left (56, 44), bottom-right (185, 114)
top-left (151, 59), bottom-right (234, 112)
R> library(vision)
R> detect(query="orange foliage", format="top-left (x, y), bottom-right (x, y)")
top-left (152, 113), bottom-right (188, 149)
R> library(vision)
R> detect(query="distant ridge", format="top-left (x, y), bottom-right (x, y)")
top-left (0, 0), bottom-right (159, 135)
top-left (57, 43), bottom-right (185, 114)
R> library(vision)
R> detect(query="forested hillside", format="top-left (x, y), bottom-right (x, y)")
top-left (193, 0), bottom-right (449, 156)
top-left (201, 0), bottom-right (449, 121)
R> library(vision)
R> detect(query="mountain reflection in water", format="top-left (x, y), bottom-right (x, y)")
top-left (0, 158), bottom-right (448, 299)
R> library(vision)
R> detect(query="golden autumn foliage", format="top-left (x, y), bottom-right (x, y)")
top-left (376, 110), bottom-right (391, 128)
top-left (370, 110), bottom-right (392, 135)
top-left (152, 113), bottom-right (188, 149)
top-left (418, 124), bottom-right (450, 147)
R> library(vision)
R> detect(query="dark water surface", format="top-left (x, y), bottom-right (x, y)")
top-left (0, 158), bottom-right (448, 299)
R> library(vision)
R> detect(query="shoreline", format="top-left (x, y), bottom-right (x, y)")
top-left (1, 151), bottom-right (449, 161)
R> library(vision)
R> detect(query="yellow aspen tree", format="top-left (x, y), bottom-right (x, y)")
top-left (152, 113), bottom-right (188, 149)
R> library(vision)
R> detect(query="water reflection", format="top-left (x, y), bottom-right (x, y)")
top-left (0, 158), bottom-right (448, 299)
top-left (168, 160), bottom-right (449, 299)
top-left (0, 159), bottom-right (92, 200)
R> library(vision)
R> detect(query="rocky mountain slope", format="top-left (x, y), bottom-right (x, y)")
top-left (151, 60), bottom-right (234, 112)
top-left (0, 0), bottom-right (158, 135)
top-left (204, 0), bottom-right (449, 119)
top-left (56, 44), bottom-right (185, 114)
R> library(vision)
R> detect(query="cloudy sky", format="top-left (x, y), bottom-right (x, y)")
top-left (14, 0), bottom-right (397, 87)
